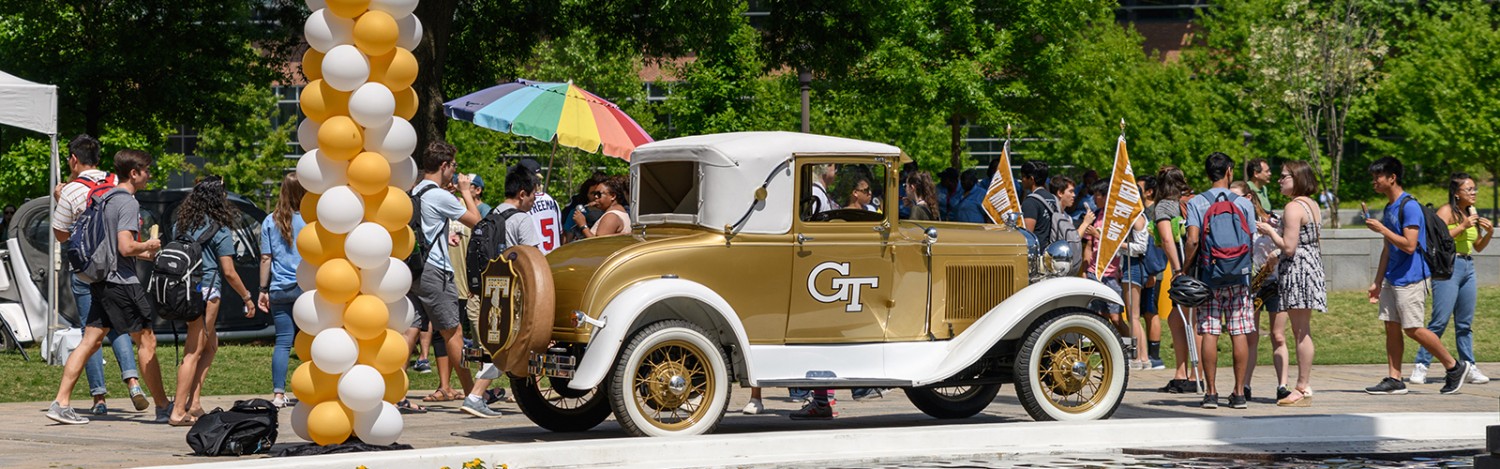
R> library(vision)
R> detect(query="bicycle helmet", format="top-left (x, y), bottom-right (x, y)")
top-left (1168, 274), bottom-right (1211, 307)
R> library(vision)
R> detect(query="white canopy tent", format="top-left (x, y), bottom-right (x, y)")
top-left (0, 70), bottom-right (62, 352)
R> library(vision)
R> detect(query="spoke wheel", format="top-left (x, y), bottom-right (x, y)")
top-left (609, 320), bottom-right (730, 437)
top-left (905, 384), bottom-right (1001, 419)
top-left (1014, 310), bottom-right (1126, 421)
top-left (511, 374), bottom-right (611, 432)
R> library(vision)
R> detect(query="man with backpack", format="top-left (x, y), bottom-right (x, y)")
top-left (1363, 156), bottom-right (1471, 395)
top-left (459, 164), bottom-right (544, 418)
top-left (47, 149), bottom-right (171, 425)
top-left (403, 141), bottom-right (483, 403)
top-left (49, 134), bottom-right (147, 416)
top-left (1182, 152), bottom-right (1257, 410)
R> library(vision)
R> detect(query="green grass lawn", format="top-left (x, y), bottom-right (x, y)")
top-left (1156, 287), bottom-right (1500, 367)
top-left (0, 338), bottom-right (505, 404)
top-left (2, 287), bottom-right (1494, 403)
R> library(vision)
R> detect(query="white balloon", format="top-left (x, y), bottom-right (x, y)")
top-left (361, 258), bottom-right (412, 303)
top-left (345, 223), bottom-right (395, 270)
top-left (385, 296), bottom-right (415, 331)
top-left (321, 44), bottom-right (370, 92)
top-left (348, 83), bottom-right (396, 128)
top-left (292, 289), bottom-right (345, 335)
top-left (296, 150), bottom-right (348, 194)
top-left (297, 118), bottom-right (320, 152)
top-left (304, 9), bottom-right (353, 54)
top-left (363, 117), bottom-right (417, 163)
top-left (290, 400), bottom-right (314, 442)
top-left (352, 401), bottom-right (403, 446)
top-left (316, 186), bottom-right (366, 234)
top-left (395, 14), bottom-right (423, 50)
top-left (311, 328), bottom-right (359, 374)
top-left (338, 365), bottom-right (387, 412)
top-left (389, 157), bottom-right (418, 190)
top-left (297, 259), bottom-right (318, 292)
top-left (369, 0), bottom-right (417, 19)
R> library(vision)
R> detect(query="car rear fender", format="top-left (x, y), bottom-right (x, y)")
top-left (567, 278), bottom-right (754, 391)
top-left (916, 276), bottom-right (1122, 386)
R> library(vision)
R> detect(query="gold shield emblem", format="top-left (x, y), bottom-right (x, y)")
top-left (477, 254), bottom-right (525, 361)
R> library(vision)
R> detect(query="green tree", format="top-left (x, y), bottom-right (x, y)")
top-left (194, 86), bottom-right (296, 211)
top-left (1362, 2), bottom-right (1500, 209)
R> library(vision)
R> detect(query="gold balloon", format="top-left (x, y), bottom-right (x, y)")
top-left (317, 116), bottom-right (364, 162)
top-left (368, 48), bottom-right (417, 92)
top-left (381, 369), bottom-right (408, 404)
top-left (347, 152), bottom-right (392, 196)
top-left (357, 328), bottom-right (410, 374)
top-left (296, 222), bottom-right (347, 266)
top-left (316, 258), bottom-right (361, 304)
top-left (393, 86), bottom-right (417, 120)
top-left (298, 80), bottom-right (350, 123)
top-left (390, 226), bottom-right (415, 259)
top-left (302, 48), bottom-right (325, 82)
top-left (325, 0), bottom-right (370, 19)
top-left (363, 186), bottom-right (412, 232)
top-left (353, 10), bottom-right (399, 57)
top-left (291, 361), bottom-right (339, 404)
top-left (306, 401), bottom-right (354, 446)
top-left (294, 331), bottom-right (314, 362)
top-left (344, 295), bottom-right (389, 341)
top-left (301, 193), bottom-right (321, 224)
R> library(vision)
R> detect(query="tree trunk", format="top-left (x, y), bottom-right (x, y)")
top-left (410, 0), bottom-right (459, 153)
top-left (949, 114), bottom-right (962, 171)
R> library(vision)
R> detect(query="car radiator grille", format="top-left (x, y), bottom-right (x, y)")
top-left (945, 264), bottom-right (1015, 320)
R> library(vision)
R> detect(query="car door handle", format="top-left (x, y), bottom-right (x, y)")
top-left (797, 233), bottom-right (814, 244)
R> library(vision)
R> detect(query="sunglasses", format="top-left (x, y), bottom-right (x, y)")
top-left (591, 191), bottom-right (609, 198)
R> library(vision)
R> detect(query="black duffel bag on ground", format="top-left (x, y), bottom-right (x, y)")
top-left (186, 398), bottom-right (279, 456)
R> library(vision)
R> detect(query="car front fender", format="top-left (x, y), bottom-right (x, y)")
top-left (912, 276), bottom-right (1123, 386)
top-left (567, 278), bottom-right (754, 390)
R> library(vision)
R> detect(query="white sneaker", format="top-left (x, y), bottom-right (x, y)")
top-left (1408, 363), bottom-right (1428, 384)
top-left (741, 398), bottom-right (763, 415)
top-left (1469, 363), bottom-right (1490, 384)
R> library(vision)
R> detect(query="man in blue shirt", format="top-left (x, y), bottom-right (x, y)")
top-left (1181, 152), bottom-right (1257, 410)
top-left (1362, 156), bottom-right (1471, 395)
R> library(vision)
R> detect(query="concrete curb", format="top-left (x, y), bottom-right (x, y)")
top-left (147, 412), bottom-right (1498, 469)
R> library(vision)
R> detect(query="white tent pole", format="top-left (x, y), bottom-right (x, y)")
top-left (47, 132), bottom-right (58, 349)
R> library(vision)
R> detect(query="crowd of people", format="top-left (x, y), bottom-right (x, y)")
top-left (39, 132), bottom-right (1494, 426)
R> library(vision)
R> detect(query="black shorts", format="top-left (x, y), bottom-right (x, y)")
top-left (88, 282), bottom-right (156, 334)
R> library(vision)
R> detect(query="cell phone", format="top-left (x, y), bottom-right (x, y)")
top-left (1360, 202), bottom-right (1370, 220)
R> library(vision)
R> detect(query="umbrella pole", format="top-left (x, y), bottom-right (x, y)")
top-left (545, 138), bottom-right (558, 194)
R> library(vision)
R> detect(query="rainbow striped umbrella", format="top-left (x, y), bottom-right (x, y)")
top-left (443, 79), bottom-right (652, 161)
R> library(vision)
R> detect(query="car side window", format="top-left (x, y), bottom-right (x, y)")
top-left (800, 163), bottom-right (886, 223)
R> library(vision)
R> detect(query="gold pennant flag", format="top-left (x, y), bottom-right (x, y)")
top-left (982, 138), bottom-right (1023, 224)
top-left (1095, 135), bottom-right (1145, 279)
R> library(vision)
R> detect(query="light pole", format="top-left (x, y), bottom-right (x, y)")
top-left (799, 68), bottom-right (812, 133)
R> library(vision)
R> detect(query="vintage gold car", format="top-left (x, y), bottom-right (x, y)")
top-left (479, 131), bottom-right (1126, 437)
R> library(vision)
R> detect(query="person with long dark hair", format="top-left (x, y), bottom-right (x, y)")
top-left (573, 175), bottom-right (630, 238)
top-left (1411, 173), bottom-right (1494, 385)
top-left (168, 176), bottom-right (253, 425)
top-left (905, 171), bottom-right (940, 221)
top-left (1151, 165), bottom-right (1200, 395)
top-left (258, 173), bottom-right (306, 407)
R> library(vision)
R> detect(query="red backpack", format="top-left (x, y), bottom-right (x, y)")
top-left (75, 173), bottom-right (118, 208)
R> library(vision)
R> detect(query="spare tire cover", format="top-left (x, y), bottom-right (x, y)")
top-left (473, 245), bottom-right (554, 377)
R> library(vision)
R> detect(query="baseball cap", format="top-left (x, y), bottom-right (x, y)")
top-left (518, 158), bottom-right (543, 175)
top-left (470, 174), bottom-right (485, 189)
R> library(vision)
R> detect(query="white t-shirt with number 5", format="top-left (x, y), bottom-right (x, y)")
top-left (529, 191), bottom-right (561, 254)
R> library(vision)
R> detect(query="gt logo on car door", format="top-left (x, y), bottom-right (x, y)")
top-left (807, 261), bottom-right (880, 312)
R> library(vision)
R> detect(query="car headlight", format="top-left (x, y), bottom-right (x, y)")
top-left (1044, 240), bottom-right (1077, 277)
top-left (1022, 228), bottom-right (1045, 282)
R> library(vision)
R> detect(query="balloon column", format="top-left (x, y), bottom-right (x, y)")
top-left (293, 0), bottom-right (422, 447)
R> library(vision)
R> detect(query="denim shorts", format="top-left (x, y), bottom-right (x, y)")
top-left (1118, 256), bottom-right (1148, 287)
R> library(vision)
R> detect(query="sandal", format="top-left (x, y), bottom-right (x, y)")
top-left (422, 390), bottom-right (456, 402)
top-left (1277, 389), bottom-right (1312, 407)
top-left (396, 399), bottom-right (428, 413)
top-left (168, 416), bottom-right (197, 427)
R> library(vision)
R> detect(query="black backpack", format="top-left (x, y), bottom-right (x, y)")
top-left (186, 398), bottom-right (278, 456)
top-left (1398, 194), bottom-right (1456, 281)
top-left (404, 185), bottom-right (443, 281)
top-left (148, 222), bottom-right (219, 321)
top-left (466, 208), bottom-right (522, 292)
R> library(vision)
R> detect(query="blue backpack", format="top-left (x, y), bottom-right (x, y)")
top-left (1197, 192), bottom-right (1253, 288)
top-left (65, 190), bottom-right (127, 283)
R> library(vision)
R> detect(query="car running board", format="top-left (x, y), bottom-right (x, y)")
top-left (756, 378), bottom-right (913, 388)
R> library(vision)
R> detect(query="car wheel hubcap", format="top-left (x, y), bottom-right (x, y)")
top-left (1038, 325), bottom-right (1112, 413)
top-left (632, 339), bottom-right (715, 431)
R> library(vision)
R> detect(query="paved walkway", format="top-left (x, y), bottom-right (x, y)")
top-left (3, 363), bottom-right (1497, 468)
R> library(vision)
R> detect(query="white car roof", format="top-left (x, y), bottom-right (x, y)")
top-left (630, 132), bottom-right (904, 235)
